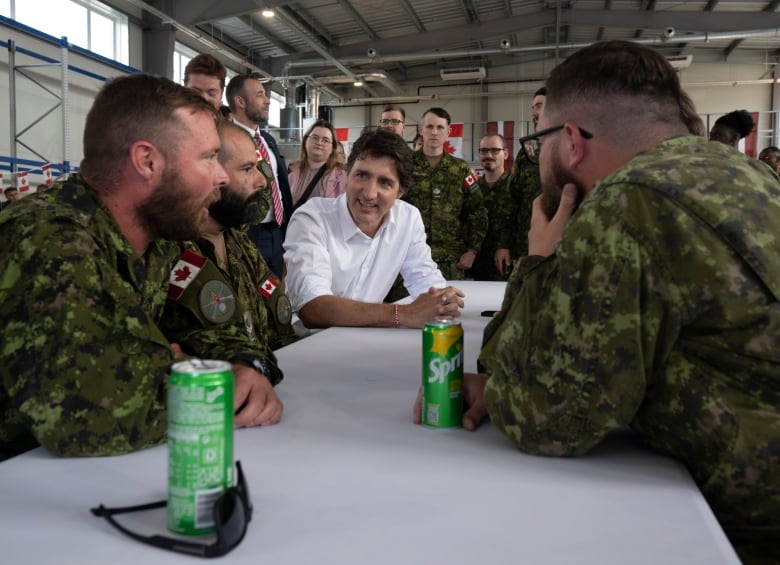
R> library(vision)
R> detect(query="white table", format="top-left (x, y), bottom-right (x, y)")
top-left (0, 281), bottom-right (739, 564)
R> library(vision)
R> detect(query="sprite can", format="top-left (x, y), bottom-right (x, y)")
top-left (167, 359), bottom-right (234, 535)
top-left (422, 319), bottom-right (464, 428)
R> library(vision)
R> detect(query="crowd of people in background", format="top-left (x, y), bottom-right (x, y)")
top-left (1, 43), bottom-right (778, 564)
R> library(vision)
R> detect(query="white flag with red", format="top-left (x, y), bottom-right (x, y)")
top-left (259, 275), bottom-right (278, 298)
top-left (42, 164), bottom-right (53, 186)
top-left (167, 250), bottom-right (207, 300)
top-left (16, 171), bottom-right (29, 191)
top-left (444, 123), bottom-right (464, 158)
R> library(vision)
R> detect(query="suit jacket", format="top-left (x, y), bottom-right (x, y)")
top-left (260, 130), bottom-right (294, 232)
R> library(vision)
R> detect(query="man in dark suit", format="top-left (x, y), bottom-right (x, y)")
top-left (226, 74), bottom-right (294, 278)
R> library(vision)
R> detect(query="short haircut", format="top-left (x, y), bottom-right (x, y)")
top-left (4, 187), bottom-right (18, 196)
top-left (382, 104), bottom-right (406, 121)
top-left (184, 54), bottom-right (227, 88)
top-left (225, 74), bottom-right (257, 112)
top-left (346, 129), bottom-right (414, 194)
top-left (759, 146), bottom-right (780, 161)
top-left (421, 107), bottom-right (452, 125)
top-left (216, 120), bottom-right (253, 164)
top-left (80, 74), bottom-right (215, 192)
top-left (544, 41), bottom-right (690, 134)
top-left (714, 110), bottom-right (754, 139)
top-left (534, 86), bottom-right (547, 97)
top-left (480, 133), bottom-right (506, 147)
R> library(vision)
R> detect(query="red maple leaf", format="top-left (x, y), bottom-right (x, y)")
top-left (443, 141), bottom-right (456, 154)
top-left (174, 265), bottom-right (191, 282)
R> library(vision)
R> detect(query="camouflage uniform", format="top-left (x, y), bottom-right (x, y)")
top-left (507, 150), bottom-right (541, 258)
top-left (164, 227), bottom-right (298, 352)
top-left (0, 175), bottom-right (280, 461)
top-left (468, 172), bottom-right (516, 281)
top-left (406, 151), bottom-right (488, 280)
top-left (479, 136), bottom-right (780, 563)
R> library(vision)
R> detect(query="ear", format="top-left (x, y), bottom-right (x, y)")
top-left (128, 140), bottom-right (164, 183)
top-left (562, 123), bottom-right (587, 169)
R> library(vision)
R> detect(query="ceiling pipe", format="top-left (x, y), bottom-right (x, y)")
top-left (283, 28), bottom-right (780, 70)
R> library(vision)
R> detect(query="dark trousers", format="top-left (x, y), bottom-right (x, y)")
top-left (248, 223), bottom-right (285, 279)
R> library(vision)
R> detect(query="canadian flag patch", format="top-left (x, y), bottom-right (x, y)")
top-left (259, 275), bottom-right (279, 298)
top-left (463, 171), bottom-right (478, 191)
top-left (167, 250), bottom-right (207, 300)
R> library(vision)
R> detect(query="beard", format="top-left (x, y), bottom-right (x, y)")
top-left (481, 160), bottom-right (497, 172)
top-left (208, 186), bottom-right (264, 229)
top-left (138, 165), bottom-right (220, 241)
top-left (540, 138), bottom-right (585, 220)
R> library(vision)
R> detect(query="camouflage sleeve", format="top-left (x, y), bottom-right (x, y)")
top-left (0, 222), bottom-right (171, 457)
top-left (507, 156), bottom-right (541, 257)
top-left (482, 216), bottom-right (669, 456)
top-left (462, 175), bottom-right (488, 253)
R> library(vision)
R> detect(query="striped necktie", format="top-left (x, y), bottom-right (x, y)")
top-left (254, 131), bottom-right (284, 226)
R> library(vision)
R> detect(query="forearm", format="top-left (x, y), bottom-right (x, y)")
top-left (299, 295), bottom-right (397, 328)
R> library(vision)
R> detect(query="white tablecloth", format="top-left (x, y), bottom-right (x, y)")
top-left (0, 281), bottom-right (739, 564)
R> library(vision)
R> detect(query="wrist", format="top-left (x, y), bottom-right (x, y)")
top-left (230, 353), bottom-right (271, 377)
top-left (393, 304), bottom-right (401, 328)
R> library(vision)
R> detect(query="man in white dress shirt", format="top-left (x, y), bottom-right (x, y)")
top-left (284, 129), bottom-right (465, 329)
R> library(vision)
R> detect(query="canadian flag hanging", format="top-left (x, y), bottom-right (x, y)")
top-left (444, 123), bottom-right (464, 158)
top-left (16, 171), bottom-right (29, 192)
top-left (42, 164), bottom-right (53, 186)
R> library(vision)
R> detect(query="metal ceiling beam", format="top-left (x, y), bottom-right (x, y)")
top-left (338, 0), bottom-right (379, 41)
top-left (398, 0), bottom-right (425, 32)
top-left (172, 0), bottom-right (282, 26)
top-left (236, 14), bottom-right (295, 55)
top-left (724, 0), bottom-right (780, 60)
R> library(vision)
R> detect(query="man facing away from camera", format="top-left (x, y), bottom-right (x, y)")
top-left (416, 41), bottom-right (779, 563)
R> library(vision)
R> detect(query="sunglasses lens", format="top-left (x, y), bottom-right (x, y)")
top-left (212, 490), bottom-right (247, 554)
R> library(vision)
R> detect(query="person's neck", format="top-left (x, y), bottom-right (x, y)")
top-left (95, 182), bottom-right (152, 257)
top-left (483, 168), bottom-right (504, 184)
top-left (307, 157), bottom-right (327, 170)
top-left (234, 114), bottom-right (259, 132)
top-left (423, 148), bottom-right (443, 168)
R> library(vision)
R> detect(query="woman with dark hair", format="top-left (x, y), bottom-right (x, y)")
top-left (289, 120), bottom-right (346, 207)
top-left (709, 110), bottom-right (754, 148)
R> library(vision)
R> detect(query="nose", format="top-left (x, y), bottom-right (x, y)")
top-left (215, 161), bottom-right (229, 187)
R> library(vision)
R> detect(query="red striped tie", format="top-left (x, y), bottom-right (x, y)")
top-left (254, 131), bottom-right (284, 226)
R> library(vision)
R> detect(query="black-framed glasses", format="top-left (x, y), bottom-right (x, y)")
top-left (379, 118), bottom-right (404, 126)
top-left (478, 147), bottom-right (505, 155)
top-left (91, 461), bottom-right (252, 558)
top-left (518, 124), bottom-right (593, 165)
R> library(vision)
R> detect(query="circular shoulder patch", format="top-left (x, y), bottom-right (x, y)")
top-left (199, 280), bottom-right (236, 324)
top-left (276, 294), bottom-right (292, 325)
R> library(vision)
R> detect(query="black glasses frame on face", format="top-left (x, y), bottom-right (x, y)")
top-left (91, 461), bottom-right (252, 558)
top-left (518, 124), bottom-right (593, 165)
top-left (478, 147), bottom-right (505, 156)
top-left (379, 118), bottom-right (404, 126)
top-left (307, 133), bottom-right (333, 146)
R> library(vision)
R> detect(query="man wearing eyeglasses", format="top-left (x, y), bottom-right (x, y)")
top-left (378, 104), bottom-right (406, 137)
top-left (507, 86), bottom-right (545, 259)
top-left (468, 134), bottom-right (515, 281)
top-left (416, 41), bottom-right (780, 563)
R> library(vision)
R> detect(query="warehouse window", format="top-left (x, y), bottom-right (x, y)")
top-left (1, 0), bottom-right (128, 64)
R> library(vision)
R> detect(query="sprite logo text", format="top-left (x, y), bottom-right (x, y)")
top-left (427, 351), bottom-right (463, 383)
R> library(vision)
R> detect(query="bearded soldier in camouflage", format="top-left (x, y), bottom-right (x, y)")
top-left (164, 121), bottom-right (298, 353)
top-left (469, 133), bottom-right (515, 281)
top-left (417, 41), bottom-right (780, 563)
top-left (405, 107), bottom-right (487, 280)
top-left (0, 75), bottom-right (283, 462)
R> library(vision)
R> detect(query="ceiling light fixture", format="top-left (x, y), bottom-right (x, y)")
top-left (353, 80), bottom-right (363, 87)
top-left (262, 8), bottom-right (274, 18)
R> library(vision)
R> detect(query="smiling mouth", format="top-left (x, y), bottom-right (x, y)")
top-left (358, 198), bottom-right (377, 208)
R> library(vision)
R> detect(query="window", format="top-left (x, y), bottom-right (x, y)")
top-left (1, 0), bottom-right (128, 64)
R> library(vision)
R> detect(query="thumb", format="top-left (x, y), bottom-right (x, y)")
top-left (462, 399), bottom-right (488, 431)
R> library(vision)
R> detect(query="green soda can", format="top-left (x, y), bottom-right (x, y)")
top-left (167, 359), bottom-right (234, 535)
top-left (422, 319), bottom-right (464, 428)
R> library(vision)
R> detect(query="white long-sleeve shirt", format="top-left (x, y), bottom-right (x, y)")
top-left (283, 194), bottom-right (445, 312)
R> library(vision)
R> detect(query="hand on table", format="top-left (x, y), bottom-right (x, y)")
top-left (412, 372), bottom-right (489, 431)
top-left (400, 286), bottom-right (465, 328)
top-left (232, 364), bottom-right (283, 427)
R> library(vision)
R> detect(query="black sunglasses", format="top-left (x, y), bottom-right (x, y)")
top-left (91, 461), bottom-right (252, 558)
top-left (518, 124), bottom-right (593, 165)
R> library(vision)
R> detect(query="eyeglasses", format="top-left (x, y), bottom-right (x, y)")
top-left (307, 134), bottom-right (332, 145)
top-left (91, 461), bottom-right (252, 558)
top-left (518, 124), bottom-right (593, 165)
top-left (379, 118), bottom-right (404, 126)
top-left (478, 147), bottom-right (505, 155)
